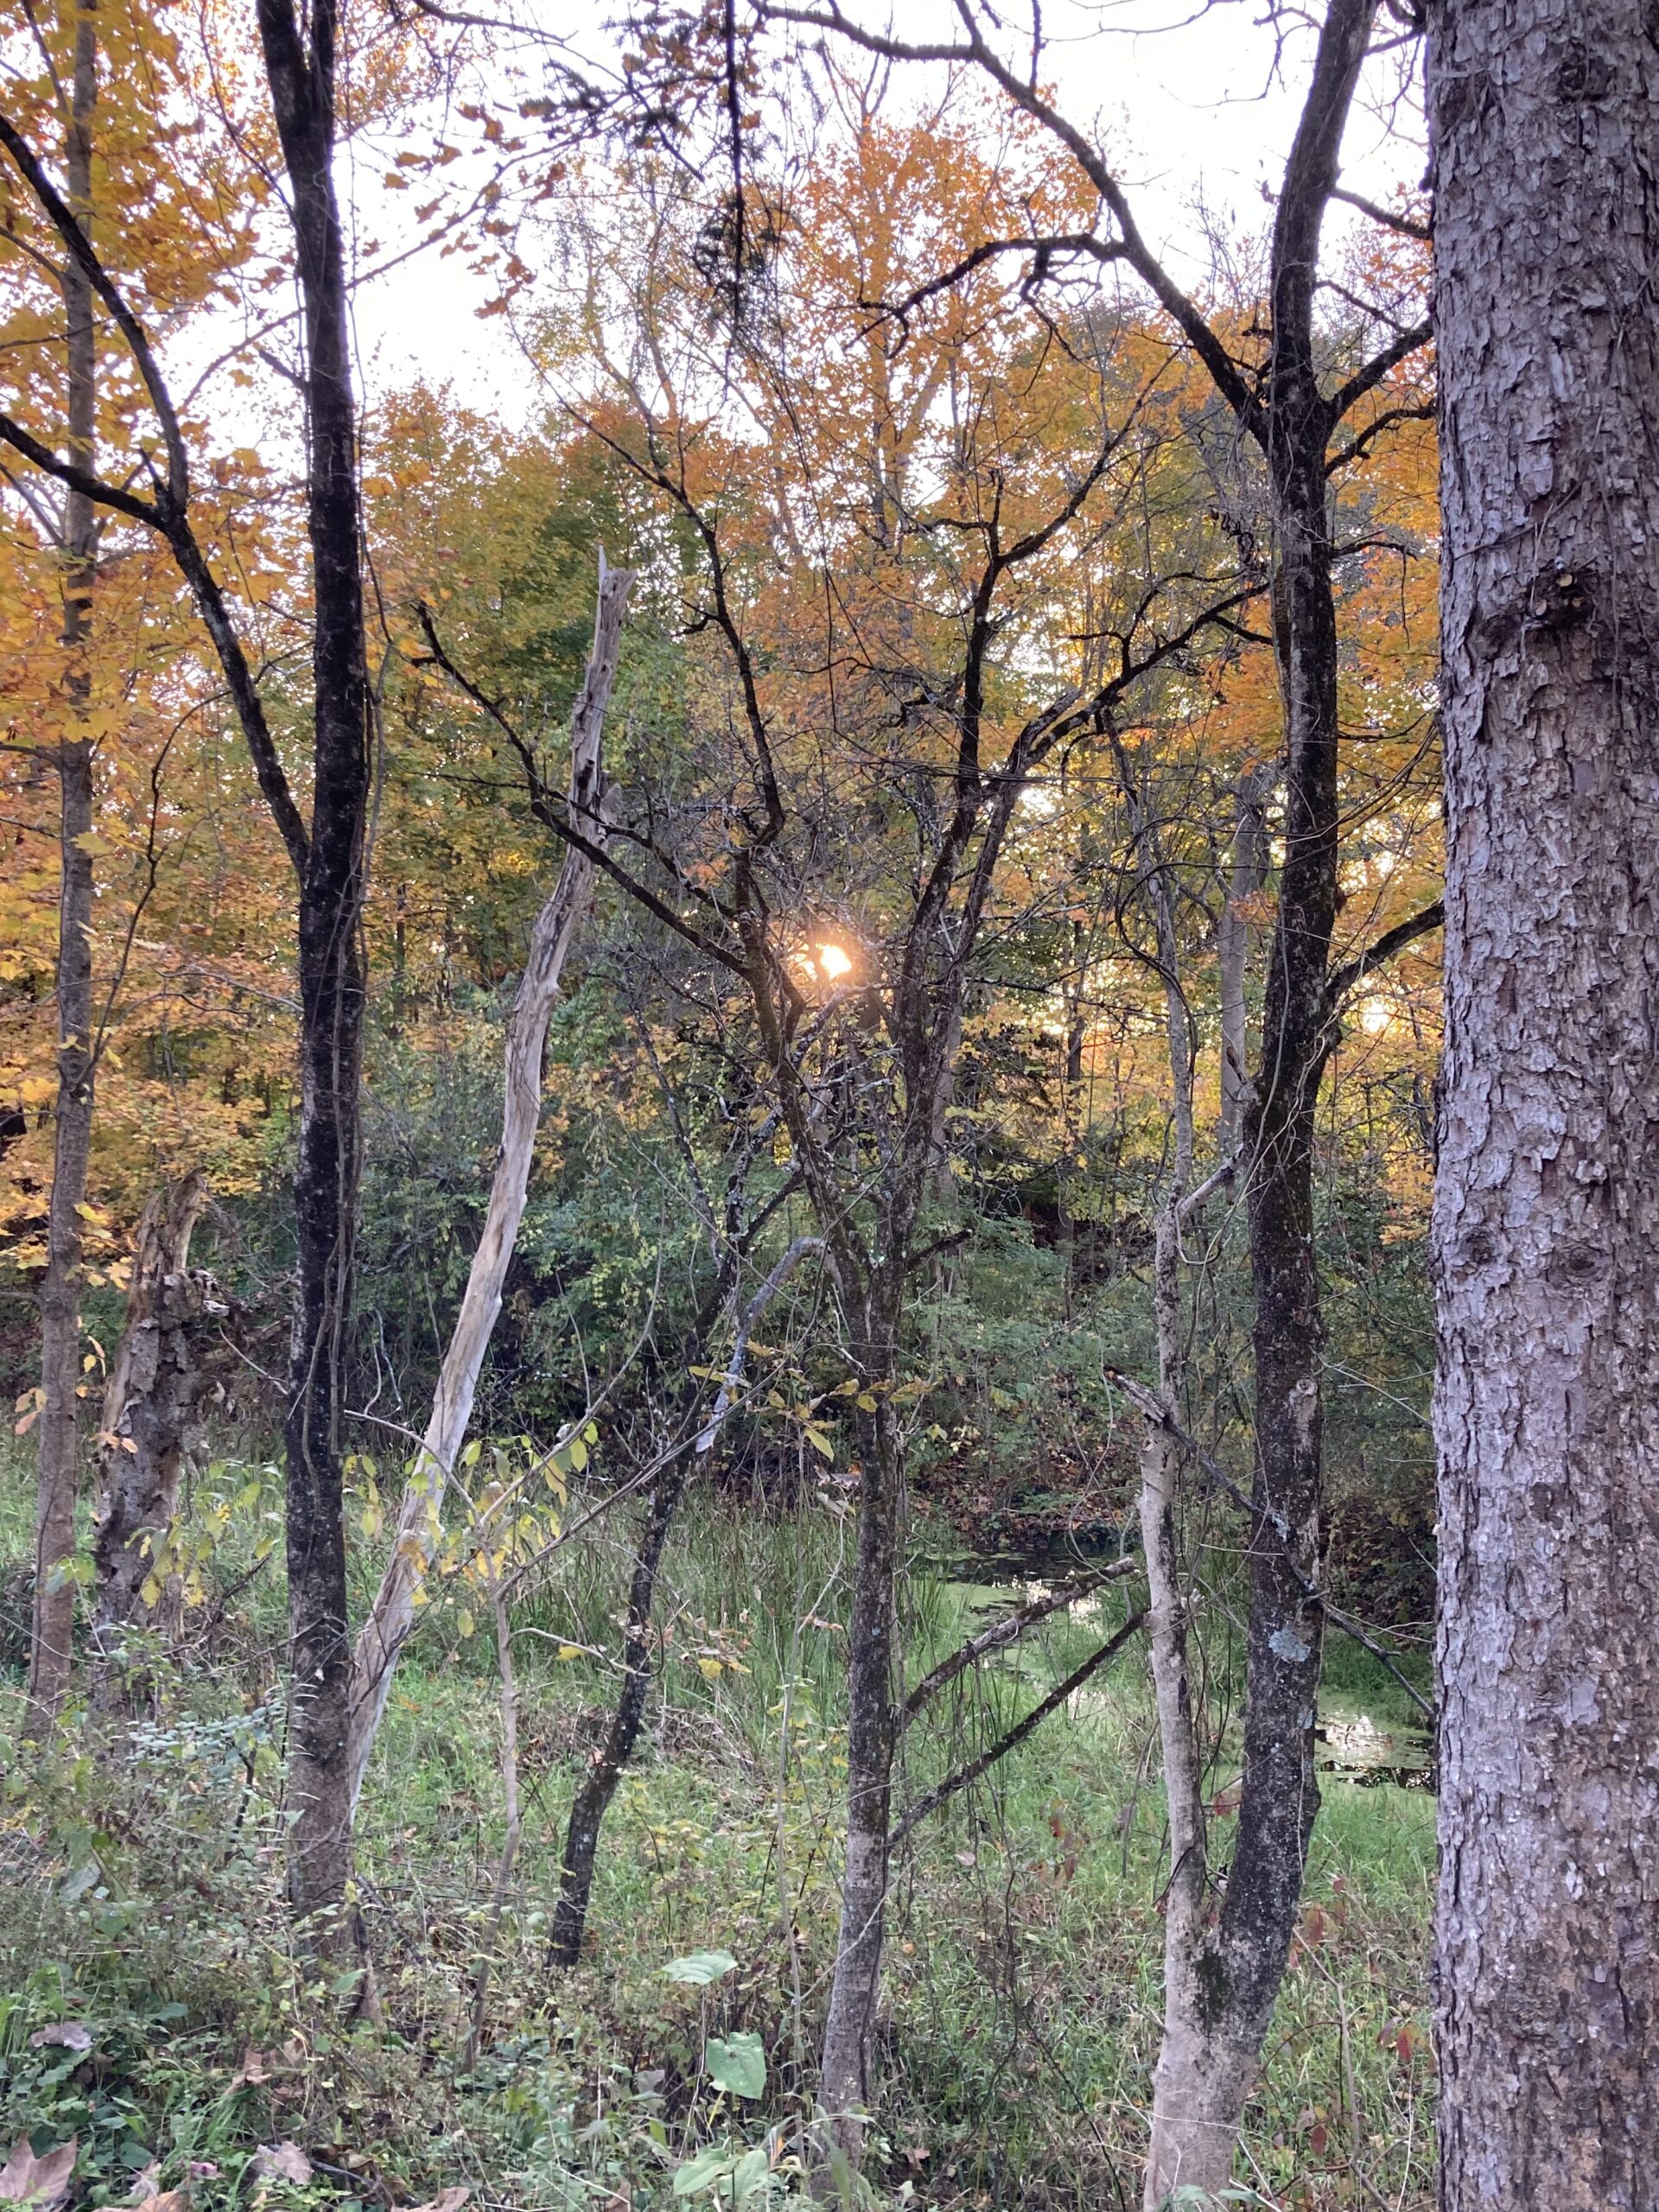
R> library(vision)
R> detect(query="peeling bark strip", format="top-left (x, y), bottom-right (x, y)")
top-left (91, 1174), bottom-right (217, 1688)
top-left (346, 561), bottom-right (633, 1813)
top-left (26, 0), bottom-right (99, 1743)
top-left (1426, 2), bottom-right (1659, 2201)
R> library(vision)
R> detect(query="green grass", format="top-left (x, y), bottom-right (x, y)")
top-left (0, 1441), bottom-right (1435, 2211)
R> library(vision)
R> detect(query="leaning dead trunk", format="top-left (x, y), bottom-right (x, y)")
top-left (90, 1174), bottom-right (216, 1701)
top-left (25, 0), bottom-right (99, 1742)
top-left (1427, 2), bottom-right (1659, 2199)
top-left (346, 559), bottom-right (632, 1814)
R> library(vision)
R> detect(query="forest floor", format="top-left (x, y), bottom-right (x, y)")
top-left (0, 1447), bottom-right (1436, 2212)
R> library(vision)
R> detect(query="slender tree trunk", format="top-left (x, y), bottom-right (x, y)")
top-left (464, 1555), bottom-right (523, 2068)
top-left (91, 1173), bottom-right (213, 1701)
top-left (26, 3), bottom-right (99, 1740)
top-left (346, 561), bottom-right (632, 1814)
top-left (255, 0), bottom-right (372, 1927)
top-left (1140, 3), bottom-right (1372, 2190)
top-left (548, 1446), bottom-right (690, 1969)
top-left (815, 1375), bottom-right (902, 2165)
top-left (1427, 3), bottom-right (1659, 2199)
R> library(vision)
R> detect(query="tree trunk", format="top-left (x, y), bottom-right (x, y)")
top-left (91, 1174), bottom-right (215, 1703)
top-left (1427, 3), bottom-right (1659, 2199)
top-left (1141, 2), bottom-right (1373, 2191)
top-left (547, 1448), bottom-right (690, 1969)
top-left (346, 560), bottom-right (632, 1815)
top-left (255, 0), bottom-right (373, 1928)
top-left (815, 1381), bottom-right (902, 2165)
top-left (25, 0), bottom-right (99, 1741)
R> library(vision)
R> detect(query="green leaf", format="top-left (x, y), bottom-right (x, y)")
top-left (728, 2146), bottom-right (772, 2203)
top-left (663, 1948), bottom-right (737, 1986)
top-left (706, 2030), bottom-right (766, 2100)
top-left (672, 2146), bottom-right (738, 2199)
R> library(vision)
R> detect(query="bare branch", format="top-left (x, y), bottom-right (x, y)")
top-left (890, 1610), bottom-right (1149, 1851)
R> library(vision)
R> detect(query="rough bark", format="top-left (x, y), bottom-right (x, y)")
top-left (346, 560), bottom-right (632, 1814)
top-left (1426, 2), bottom-right (1659, 2200)
top-left (25, 0), bottom-right (99, 1741)
top-left (91, 1174), bottom-right (217, 1694)
top-left (256, 0), bottom-right (373, 1927)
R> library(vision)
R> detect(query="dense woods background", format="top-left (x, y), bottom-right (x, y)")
top-left (0, 0), bottom-right (1647, 2207)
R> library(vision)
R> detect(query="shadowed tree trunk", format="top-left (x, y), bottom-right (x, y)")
top-left (253, 0), bottom-right (374, 1929)
top-left (1427, 0), bottom-right (1659, 2199)
top-left (25, 0), bottom-right (98, 1743)
top-left (91, 1174), bottom-right (218, 1704)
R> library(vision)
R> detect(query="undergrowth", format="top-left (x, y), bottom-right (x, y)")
top-left (0, 1443), bottom-right (1434, 2212)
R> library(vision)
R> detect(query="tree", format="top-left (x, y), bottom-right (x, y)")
top-left (0, 0), bottom-right (382, 1928)
top-left (1426, 0), bottom-right (1659, 2198)
top-left (510, 104), bottom-right (1262, 2166)
top-left (735, 3), bottom-right (1439, 2190)
top-left (20, 0), bottom-right (96, 1738)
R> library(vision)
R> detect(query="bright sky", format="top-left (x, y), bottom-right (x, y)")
top-left (338, 0), bottom-right (1424, 429)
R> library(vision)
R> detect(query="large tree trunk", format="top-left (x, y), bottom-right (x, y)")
top-left (1426, 3), bottom-right (1659, 2199)
top-left (346, 560), bottom-right (632, 1815)
top-left (255, 0), bottom-right (373, 1928)
top-left (1140, 3), bottom-right (1372, 2192)
top-left (91, 1174), bottom-right (215, 1701)
top-left (25, 1), bottom-right (99, 1741)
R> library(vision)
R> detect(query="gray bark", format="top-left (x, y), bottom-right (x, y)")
top-left (26, 0), bottom-right (99, 1740)
top-left (1426, 1), bottom-right (1659, 2200)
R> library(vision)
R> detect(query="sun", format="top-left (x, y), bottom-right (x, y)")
top-left (817, 942), bottom-right (852, 980)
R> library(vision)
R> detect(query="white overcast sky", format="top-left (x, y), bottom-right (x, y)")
top-left (334, 0), bottom-right (1424, 429)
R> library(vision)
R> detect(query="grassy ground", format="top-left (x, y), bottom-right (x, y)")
top-left (0, 1442), bottom-right (1435, 2212)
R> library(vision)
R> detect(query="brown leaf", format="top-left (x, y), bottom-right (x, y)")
top-left (28, 2025), bottom-right (92, 2054)
top-left (405, 2192), bottom-right (469, 2212)
top-left (0, 2139), bottom-right (78, 2209)
top-left (92, 2190), bottom-right (190, 2212)
top-left (251, 2145), bottom-right (312, 2187)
